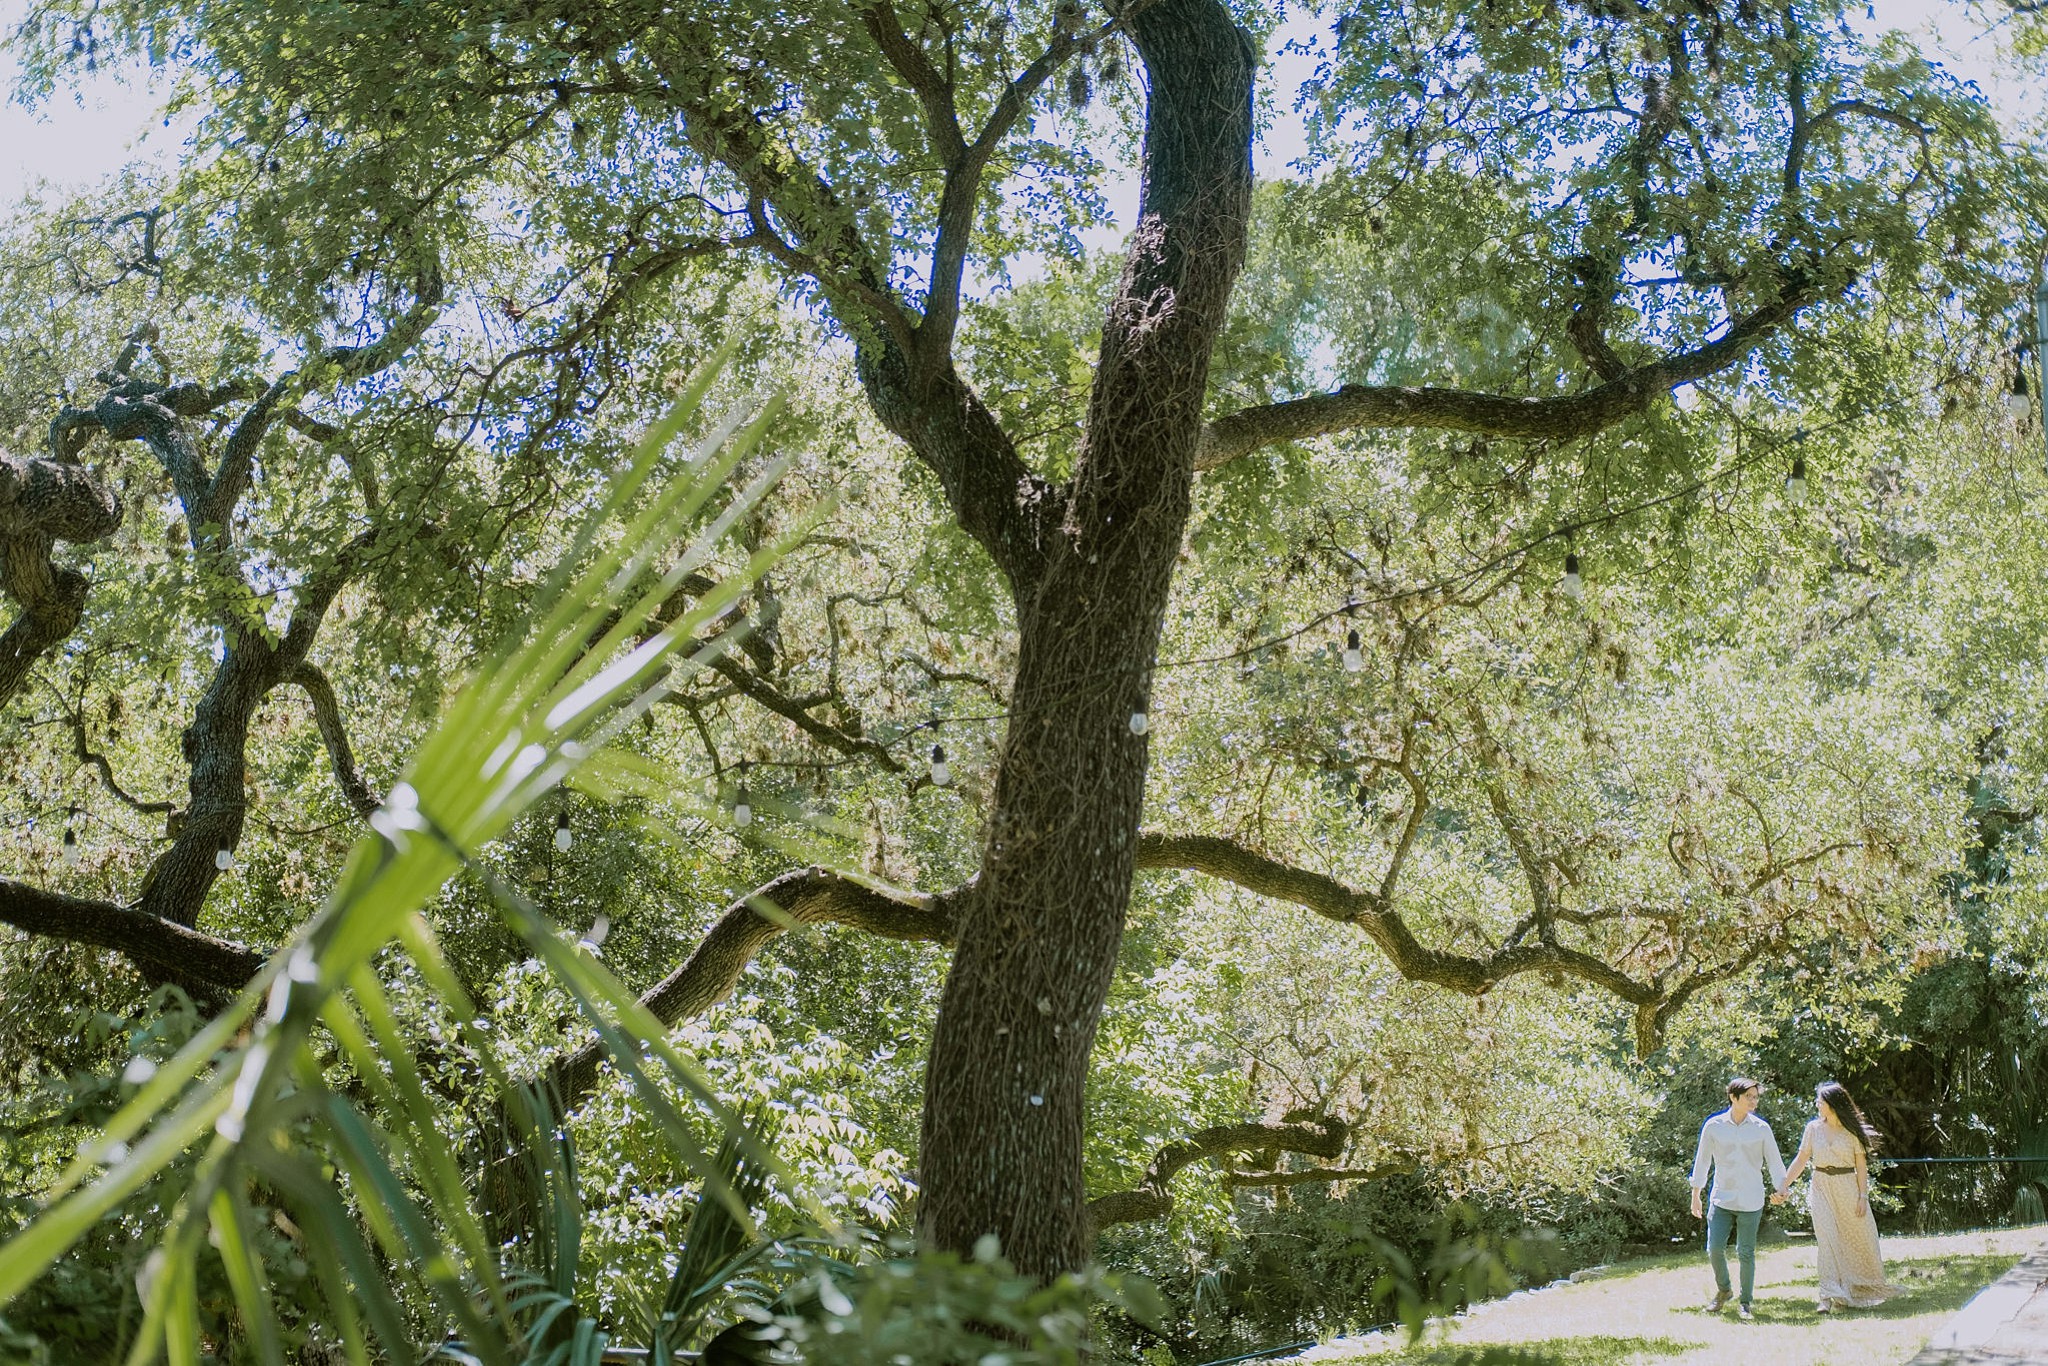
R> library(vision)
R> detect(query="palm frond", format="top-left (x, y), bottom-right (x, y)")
top-left (0, 356), bottom-right (818, 1366)
top-left (645, 1104), bottom-right (785, 1361)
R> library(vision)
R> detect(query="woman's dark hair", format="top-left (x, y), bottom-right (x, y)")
top-left (1817, 1081), bottom-right (1881, 1153)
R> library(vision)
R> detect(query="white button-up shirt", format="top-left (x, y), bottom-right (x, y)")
top-left (1689, 1110), bottom-right (1788, 1212)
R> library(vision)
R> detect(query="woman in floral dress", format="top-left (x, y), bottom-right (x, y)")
top-left (1785, 1081), bottom-right (1901, 1311)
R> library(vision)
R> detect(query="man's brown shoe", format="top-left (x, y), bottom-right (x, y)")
top-left (1706, 1291), bottom-right (1730, 1313)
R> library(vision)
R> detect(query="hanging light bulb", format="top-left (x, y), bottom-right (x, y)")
top-left (1129, 711), bottom-right (1149, 736)
top-left (62, 825), bottom-right (80, 867)
top-left (733, 761), bottom-right (753, 828)
top-left (554, 808), bottom-right (573, 852)
top-left (215, 844), bottom-right (234, 871)
top-left (1785, 457), bottom-right (1808, 505)
top-left (2008, 365), bottom-right (2032, 420)
top-left (930, 743), bottom-right (951, 787)
top-left (1561, 552), bottom-right (1584, 600)
top-left (1342, 628), bottom-right (1363, 672)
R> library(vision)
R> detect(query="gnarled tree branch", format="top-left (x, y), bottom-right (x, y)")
top-left (0, 452), bottom-right (123, 543)
top-left (917, 7), bottom-right (1134, 356)
top-left (0, 876), bottom-right (263, 1000)
top-left (52, 685), bottom-right (176, 816)
top-left (44, 298), bottom-right (438, 928)
top-left (1224, 1161), bottom-right (1417, 1190)
top-left (0, 453), bottom-right (123, 708)
top-left (860, 2), bottom-right (965, 165)
top-left (288, 662), bottom-right (379, 818)
top-left (1195, 283), bottom-right (1813, 470)
top-left (278, 525), bottom-right (400, 669)
top-left (1565, 254), bottom-right (1629, 383)
top-left (634, 47), bottom-right (1056, 594)
top-left (548, 865), bottom-right (956, 1108)
top-left (1086, 1115), bottom-right (1394, 1233)
top-left (702, 654), bottom-right (905, 772)
top-left (1136, 831), bottom-right (1689, 1052)
top-left (0, 556), bottom-right (86, 711)
top-left (206, 259), bottom-right (444, 529)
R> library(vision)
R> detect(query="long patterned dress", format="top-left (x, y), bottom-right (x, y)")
top-left (1804, 1119), bottom-right (1899, 1309)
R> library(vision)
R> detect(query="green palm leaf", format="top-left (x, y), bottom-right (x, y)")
top-left (0, 352), bottom-right (815, 1366)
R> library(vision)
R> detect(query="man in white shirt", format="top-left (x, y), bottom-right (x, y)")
top-left (1688, 1076), bottom-right (1788, 1319)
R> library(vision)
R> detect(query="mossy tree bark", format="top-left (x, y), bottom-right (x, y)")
top-left (909, 0), bottom-right (1255, 1276)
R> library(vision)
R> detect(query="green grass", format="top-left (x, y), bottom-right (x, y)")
top-left (1318, 1227), bottom-right (2044, 1366)
top-left (1737, 1254), bottom-right (2016, 1327)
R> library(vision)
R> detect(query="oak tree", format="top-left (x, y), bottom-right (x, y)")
top-left (4, 0), bottom-right (2040, 1279)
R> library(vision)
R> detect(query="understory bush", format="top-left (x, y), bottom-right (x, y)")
top-left (1098, 1175), bottom-right (1574, 1362)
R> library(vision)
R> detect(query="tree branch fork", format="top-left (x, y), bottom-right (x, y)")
top-left (5, 285), bottom-right (440, 928)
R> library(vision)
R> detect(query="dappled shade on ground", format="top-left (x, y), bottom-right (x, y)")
top-left (1741, 1255), bottom-right (2018, 1326)
top-left (1329, 1229), bottom-right (2040, 1366)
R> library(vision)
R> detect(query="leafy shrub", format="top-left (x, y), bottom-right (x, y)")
top-left (1100, 1175), bottom-right (1572, 1361)
top-left (773, 1240), bottom-right (1157, 1366)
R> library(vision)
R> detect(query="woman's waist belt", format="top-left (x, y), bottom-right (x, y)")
top-left (1814, 1164), bottom-right (1856, 1175)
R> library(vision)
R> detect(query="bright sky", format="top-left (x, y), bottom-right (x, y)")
top-left (0, 4), bottom-right (177, 202)
top-left (1, 0), bottom-right (2039, 225)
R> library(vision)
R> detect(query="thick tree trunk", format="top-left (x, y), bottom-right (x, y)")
top-left (138, 638), bottom-right (271, 926)
top-left (915, 0), bottom-right (1255, 1278)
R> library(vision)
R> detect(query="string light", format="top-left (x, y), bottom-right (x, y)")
top-left (1129, 711), bottom-right (1149, 736)
top-left (1785, 457), bottom-right (1808, 505)
top-left (2008, 365), bottom-right (2032, 420)
top-left (62, 825), bottom-right (80, 867)
top-left (554, 807), bottom-right (573, 852)
top-left (1561, 552), bottom-right (1584, 600)
top-left (577, 913), bottom-right (610, 955)
top-left (215, 845), bottom-right (234, 871)
top-left (1342, 628), bottom-right (1363, 672)
top-left (733, 761), bottom-right (753, 828)
top-left (930, 743), bottom-right (951, 787)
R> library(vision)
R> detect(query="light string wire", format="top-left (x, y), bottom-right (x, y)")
top-left (22, 371), bottom-right (1991, 845)
top-left (776, 369), bottom-right (1980, 773)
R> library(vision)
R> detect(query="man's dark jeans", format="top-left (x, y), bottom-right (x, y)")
top-left (1706, 1203), bottom-right (1763, 1306)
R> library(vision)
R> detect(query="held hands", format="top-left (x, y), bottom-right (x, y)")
top-left (1770, 1189), bottom-right (1788, 1206)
